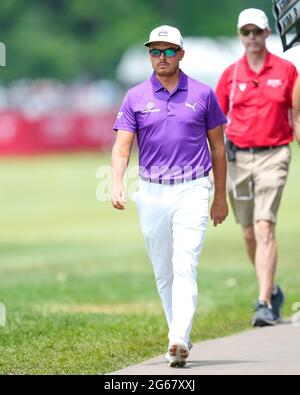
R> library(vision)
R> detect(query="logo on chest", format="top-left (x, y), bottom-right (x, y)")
top-left (142, 102), bottom-right (161, 113)
top-left (185, 102), bottom-right (198, 112)
top-left (267, 79), bottom-right (282, 88)
top-left (239, 83), bottom-right (247, 92)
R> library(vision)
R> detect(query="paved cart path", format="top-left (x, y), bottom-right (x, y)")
top-left (110, 321), bottom-right (300, 375)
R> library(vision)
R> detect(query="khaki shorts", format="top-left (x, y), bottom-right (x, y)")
top-left (228, 145), bottom-right (291, 227)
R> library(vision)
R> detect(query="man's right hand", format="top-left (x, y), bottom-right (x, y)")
top-left (111, 130), bottom-right (135, 210)
top-left (293, 76), bottom-right (300, 144)
top-left (294, 111), bottom-right (300, 145)
top-left (111, 185), bottom-right (127, 210)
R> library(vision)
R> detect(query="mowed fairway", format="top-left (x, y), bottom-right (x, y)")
top-left (0, 147), bottom-right (299, 375)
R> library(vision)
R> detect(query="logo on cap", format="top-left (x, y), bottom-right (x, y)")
top-left (159, 30), bottom-right (169, 37)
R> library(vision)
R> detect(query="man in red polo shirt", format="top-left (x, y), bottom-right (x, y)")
top-left (216, 8), bottom-right (298, 327)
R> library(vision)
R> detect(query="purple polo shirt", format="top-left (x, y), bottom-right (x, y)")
top-left (113, 70), bottom-right (227, 181)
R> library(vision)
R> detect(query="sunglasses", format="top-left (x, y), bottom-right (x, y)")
top-left (240, 28), bottom-right (264, 36)
top-left (149, 48), bottom-right (180, 58)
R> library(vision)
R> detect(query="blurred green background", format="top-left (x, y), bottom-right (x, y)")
top-left (1, 0), bottom-right (273, 82)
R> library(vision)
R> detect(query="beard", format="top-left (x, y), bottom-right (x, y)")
top-left (155, 64), bottom-right (179, 77)
top-left (246, 42), bottom-right (263, 53)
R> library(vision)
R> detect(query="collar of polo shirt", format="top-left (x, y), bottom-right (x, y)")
top-left (151, 70), bottom-right (188, 93)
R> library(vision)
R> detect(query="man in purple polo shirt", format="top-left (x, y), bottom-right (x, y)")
top-left (111, 25), bottom-right (228, 368)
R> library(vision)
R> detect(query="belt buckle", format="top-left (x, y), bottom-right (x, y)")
top-left (160, 178), bottom-right (182, 185)
top-left (172, 178), bottom-right (184, 185)
top-left (160, 179), bottom-right (167, 185)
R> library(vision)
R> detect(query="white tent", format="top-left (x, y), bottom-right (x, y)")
top-left (116, 36), bottom-right (300, 88)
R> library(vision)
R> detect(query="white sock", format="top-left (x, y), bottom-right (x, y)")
top-left (272, 285), bottom-right (278, 296)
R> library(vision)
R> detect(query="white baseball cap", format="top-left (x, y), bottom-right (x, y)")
top-left (238, 8), bottom-right (270, 30)
top-left (144, 25), bottom-right (183, 48)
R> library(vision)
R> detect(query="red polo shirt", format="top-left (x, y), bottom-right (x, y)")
top-left (216, 52), bottom-right (298, 147)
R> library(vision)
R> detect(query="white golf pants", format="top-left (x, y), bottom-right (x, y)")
top-left (133, 177), bottom-right (211, 344)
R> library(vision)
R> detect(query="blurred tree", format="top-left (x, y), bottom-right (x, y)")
top-left (174, 0), bottom-right (274, 36)
top-left (0, 0), bottom-right (274, 82)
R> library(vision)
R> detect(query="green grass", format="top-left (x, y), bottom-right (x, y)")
top-left (0, 147), bottom-right (300, 375)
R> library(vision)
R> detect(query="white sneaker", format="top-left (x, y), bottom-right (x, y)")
top-left (165, 339), bottom-right (193, 363)
top-left (165, 340), bottom-right (193, 362)
top-left (167, 339), bottom-right (190, 368)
